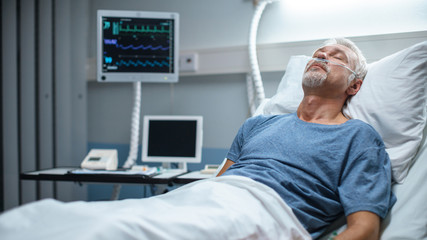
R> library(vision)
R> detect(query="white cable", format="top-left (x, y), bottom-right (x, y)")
top-left (123, 81), bottom-right (142, 168)
top-left (170, 83), bottom-right (174, 114)
top-left (248, 0), bottom-right (268, 115)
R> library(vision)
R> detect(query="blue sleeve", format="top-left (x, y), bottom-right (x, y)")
top-left (338, 145), bottom-right (396, 218)
top-left (226, 116), bottom-right (265, 163)
top-left (226, 125), bottom-right (244, 163)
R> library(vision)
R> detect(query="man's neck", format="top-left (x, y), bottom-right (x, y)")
top-left (297, 95), bottom-right (348, 125)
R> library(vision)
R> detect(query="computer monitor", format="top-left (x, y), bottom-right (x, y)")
top-left (97, 10), bottom-right (179, 82)
top-left (142, 116), bottom-right (203, 169)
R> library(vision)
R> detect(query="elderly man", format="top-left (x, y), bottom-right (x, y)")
top-left (218, 38), bottom-right (396, 239)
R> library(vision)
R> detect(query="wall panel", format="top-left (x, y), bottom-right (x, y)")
top-left (19, 0), bottom-right (37, 205)
top-left (1, 0), bottom-right (88, 211)
top-left (37, 0), bottom-right (55, 199)
top-left (1, 0), bottom-right (20, 210)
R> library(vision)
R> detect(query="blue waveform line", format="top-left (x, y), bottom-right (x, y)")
top-left (119, 44), bottom-right (169, 51)
top-left (103, 39), bottom-right (170, 51)
top-left (116, 59), bottom-right (170, 68)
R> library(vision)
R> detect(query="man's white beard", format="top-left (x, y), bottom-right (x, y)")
top-left (302, 70), bottom-right (327, 88)
top-left (302, 60), bottom-right (331, 88)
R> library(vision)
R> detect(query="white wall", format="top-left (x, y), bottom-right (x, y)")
top-left (89, 0), bottom-right (427, 54)
top-left (87, 0), bottom-right (427, 77)
top-left (89, 0), bottom-right (253, 55)
top-left (260, 0), bottom-right (427, 44)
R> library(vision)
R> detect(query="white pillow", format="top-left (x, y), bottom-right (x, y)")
top-left (344, 41), bottom-right (427, 183)
top-left (263, 55), bottom-right (309, 115)
top-left (262, 41), bottom-right (427, 183)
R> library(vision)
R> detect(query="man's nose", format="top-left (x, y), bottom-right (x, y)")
top-left (316, 52), bottom-right (327, 59)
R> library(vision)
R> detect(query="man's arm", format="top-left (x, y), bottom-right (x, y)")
top-left (334, 211), bottom-right (380, 240)
top-left (216, 159), bottom-right (235, 176)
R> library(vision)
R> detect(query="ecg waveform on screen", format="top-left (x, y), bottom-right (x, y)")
top-left (115, 59), bottom-right (170, 68)
top-left (104, 39), bottom-right (170, 51)
top-left (102, 16), bottom-right (174, 73)
top-left (111, 22), bottom-right (170, 35)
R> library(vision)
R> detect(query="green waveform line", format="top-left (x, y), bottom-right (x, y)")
top-left (119, 25), bottom-right (170, 34)
top-left (112, 22), bottom-right (119, 35)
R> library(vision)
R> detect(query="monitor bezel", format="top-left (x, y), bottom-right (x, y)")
top-left (142, 115), bottom-right (203, 163)
top-left (97, 10), bottom-right (179, 83)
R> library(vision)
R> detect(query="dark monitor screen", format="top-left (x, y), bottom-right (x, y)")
top-left (147, 120), bottom-right (197, 158)
top-left (142, 116), bottom-right (203, 163)
top-left (101, 17), bottom-right (175, 74)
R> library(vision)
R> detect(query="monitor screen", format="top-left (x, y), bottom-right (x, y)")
top-left (97, 10), bottom-right (179, 82)
top-left (142, 116), bottom-right (203, 163)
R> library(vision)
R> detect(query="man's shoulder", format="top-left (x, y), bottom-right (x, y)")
top-left (249, 113), bottom-right (295, 121)
top-left (246, 113), bottom-right (294, 126)
top-left (347, 119), bottom-right (386, 147)
top-left (348, 119), bottom-right (379, 134)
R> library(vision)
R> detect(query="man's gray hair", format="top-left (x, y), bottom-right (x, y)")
top-left (321, 38), bottom-right (368, 82)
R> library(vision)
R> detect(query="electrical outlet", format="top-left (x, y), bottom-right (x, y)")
top-left (179, 53), bottom-right (198, 72)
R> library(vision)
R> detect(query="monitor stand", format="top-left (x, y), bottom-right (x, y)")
top-left (156, 162), bottom-right (188, 178)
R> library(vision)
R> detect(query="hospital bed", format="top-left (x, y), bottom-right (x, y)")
top-left (260, 40), bottom-right (427, 239)
top-left (0, 41), bottom-right (426, 240)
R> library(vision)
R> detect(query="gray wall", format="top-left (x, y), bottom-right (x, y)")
top-left (88, 72), bottom-right (284, 149)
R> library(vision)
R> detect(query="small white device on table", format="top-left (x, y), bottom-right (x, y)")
top-left (200, 164), bottom-right (220, 174)
top-left (81, 149), bottom-right (118, 170)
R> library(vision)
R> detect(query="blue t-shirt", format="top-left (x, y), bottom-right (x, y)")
top-left (223, 113), bottom-right (396, 239)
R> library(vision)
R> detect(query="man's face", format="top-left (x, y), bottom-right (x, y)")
top-left (302, 59), bottom-right (330, 88)
top-left (302, 44), bottom-right (357, 91)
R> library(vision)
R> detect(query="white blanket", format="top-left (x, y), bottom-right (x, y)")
top-left (0, 176), bottom-right (311, 240)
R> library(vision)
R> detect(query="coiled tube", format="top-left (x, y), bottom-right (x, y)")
top-left (123, 81), bottom-right (141, 168)
top-left (247, 0), bottom-right (268, 115)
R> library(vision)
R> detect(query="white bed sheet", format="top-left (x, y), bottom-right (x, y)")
top-left (380, 127), bottom-right (427, 239)
top-left (0, 175), bottom-right (310, 240)
top-left (2, 133), bottom-right (426, 240)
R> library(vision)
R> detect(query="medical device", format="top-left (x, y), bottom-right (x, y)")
top-left (81, 149), bottom-right (118, 170)
top-left (97, 10), bottom-right (179, 83)
top-left (200, 164), bottom-right (220, 174)
top-left (142, 115), bottom-right (203, 173)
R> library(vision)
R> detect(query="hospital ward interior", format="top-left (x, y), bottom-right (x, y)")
top-left (1, 0), bottom-right (427, 239)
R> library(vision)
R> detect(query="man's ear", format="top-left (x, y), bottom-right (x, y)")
top-left (346, 79), bottom-right (363, 96)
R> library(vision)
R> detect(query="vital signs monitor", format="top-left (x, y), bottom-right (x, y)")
top-left (97, 10), bottom-right (179, 83)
